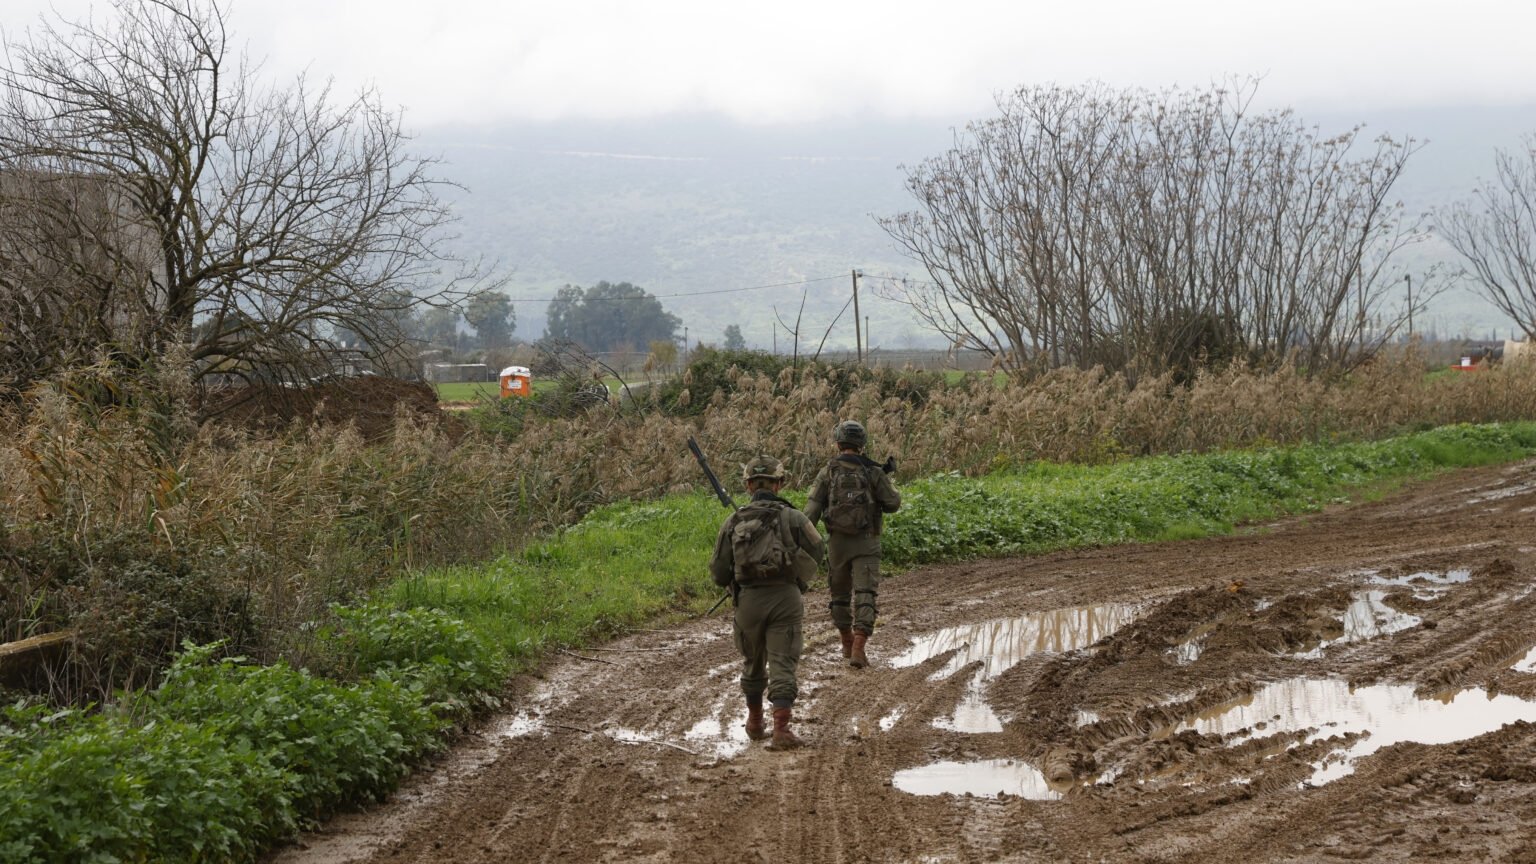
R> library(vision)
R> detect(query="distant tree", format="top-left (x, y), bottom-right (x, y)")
top-left (464, 291), bottom-right (515, 349)
top-left (1439, 135), bottom-right (1536, 341)
top-left (878, 80), bottom-right (1430, 377)
top-left (418, 306), bottom-right (463, 351)
top-left (0, 0), bottom-right (487, 399)
top-left (723, 324), bottom-right (746, 351)
top-left (542, 281), bottom-right (680, 353)
top-left (648, 339), bottom-right (678, 372)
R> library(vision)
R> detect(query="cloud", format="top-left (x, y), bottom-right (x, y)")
top-left (5, 0), bottom-right (1535, 126)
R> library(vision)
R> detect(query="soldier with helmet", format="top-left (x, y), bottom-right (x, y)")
top-left (802, 420), bottom-right (902, 668)
top-left (708, 455), bottom-right (825, 750)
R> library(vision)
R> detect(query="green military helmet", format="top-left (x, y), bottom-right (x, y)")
top-left (832, 419), bottom-right (867, 449)
top-left (742, 454), bottom-right (787, 482)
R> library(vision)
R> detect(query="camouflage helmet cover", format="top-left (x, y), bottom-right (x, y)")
top-left (832, 419), bottom-right (867, 448)
top-left (742, 454), bottom-right (786, 482)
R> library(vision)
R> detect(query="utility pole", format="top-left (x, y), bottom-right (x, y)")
top-left (851, 269), bottom-right (863, 364)
top-left (683, 326), bottom-right (689, 365)
top-left (1404, 274), bottom-right (1413, 337)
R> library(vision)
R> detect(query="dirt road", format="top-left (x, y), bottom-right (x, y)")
top-left (271, 460), bottom-right (1536, 863)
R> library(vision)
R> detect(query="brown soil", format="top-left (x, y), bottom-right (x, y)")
top-left (269, 460), bottom-right (1536, 863)
top-left (203, 377), bottom-right (459, 440)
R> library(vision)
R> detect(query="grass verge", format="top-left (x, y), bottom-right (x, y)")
top-left (3, 421), bottom-right (1534, 861)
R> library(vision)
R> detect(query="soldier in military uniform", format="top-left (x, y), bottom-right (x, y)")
top-left (708, 455), bottom-right (825, 750)
top-left (802, 420), bottom-right (901, 669)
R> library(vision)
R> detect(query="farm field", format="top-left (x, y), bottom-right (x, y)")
top-left (270, 457), bottom-right (1536, 863)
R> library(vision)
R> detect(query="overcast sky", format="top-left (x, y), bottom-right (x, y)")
top-left (4, 0), bottom-right (1535, 128)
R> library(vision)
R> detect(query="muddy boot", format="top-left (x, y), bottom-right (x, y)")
top-left (849, 631), bottom-right (869, 669)
top-left (767, 707), bottom-right (803, 751)
top-left (745, 698), bottom-right (768, 741)
top-left (838, 628), bottom-right (854, 659)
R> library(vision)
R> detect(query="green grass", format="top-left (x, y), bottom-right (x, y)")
top-left (388, 421), bottom-right (1536, 663)
top-left (433, 381), bottom-right (502, 401)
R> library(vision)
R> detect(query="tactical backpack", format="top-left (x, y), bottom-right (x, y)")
top-left (822, 458), bottom-right (874, 535)
top-left (730, 501), bottom-right (795, 584)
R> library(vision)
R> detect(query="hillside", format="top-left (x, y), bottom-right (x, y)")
top-left (422, 105), bottom-right (1536, 349)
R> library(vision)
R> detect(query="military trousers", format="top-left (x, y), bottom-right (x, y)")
top-left (827, 536), bottom-right (881, 635)
top-left (733, 581), bottom-right (804, 708)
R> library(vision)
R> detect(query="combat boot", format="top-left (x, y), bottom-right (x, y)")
top-left (745, 698), bottom-right (768, 741)
top-left (767, 707), bottom-right (803, 751)
top-left (838, 627), bottom-right (854, 659)
top-left (849, 631), bottom-right (869, 669)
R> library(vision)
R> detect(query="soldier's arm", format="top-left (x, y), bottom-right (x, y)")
top-left (788, 511), bottom-right (825, 564)
top-left (801, 470), bottom-right (829, 525)
top-left (873, 469), bottom-right (902, 513)
top-left (708, 519), bottom-right (735, 587)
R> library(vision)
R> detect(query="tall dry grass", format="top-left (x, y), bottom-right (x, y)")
top-left (3, 348), bottom-right (1533, 699)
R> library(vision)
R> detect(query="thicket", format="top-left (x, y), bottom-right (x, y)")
top-left (5, 349), bottom-right (1536, 704)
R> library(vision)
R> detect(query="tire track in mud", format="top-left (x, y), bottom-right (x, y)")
top-left (269, 459), bottom-right (1536, 864)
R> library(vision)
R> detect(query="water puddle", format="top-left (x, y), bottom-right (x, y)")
top-left (1172, 621), bottom-right (1217, 666)
top-left (1179, 678), bottom-right (1536, 786)
top-left (931, 678), bottom-right (1003, 733)
top-left (1368, 569), bottom-right (1471, 600)
top-left (682, 705), bottom-right (750, 758)
top-left (878, 707), bottom-right (906, 731)
top-left (1292, 590), bottom-right (1420, 659)
top-left (892, 758), bottom-right (1066, 800)
top-left (1511, 645), bottom-right (1536, 673)
top-left (1469, 481), bottom-right (1536, 504)
top-left (891, 603), bottom-right (1142, 734)
top-left (496, 711), bottom-right (546, 738)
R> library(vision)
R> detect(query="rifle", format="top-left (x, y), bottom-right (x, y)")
top-left (687, 436), bottom-right (737, 615)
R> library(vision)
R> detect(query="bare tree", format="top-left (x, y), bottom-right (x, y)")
top-left (0, 0), bottom-right (487, 402)
top-left (1439, 135), bottom-right (1536, 341)
top-left (878, 80), bottom-right (1434, 378)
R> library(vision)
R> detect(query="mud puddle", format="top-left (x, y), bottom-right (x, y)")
top-left (893, 758), bottom-right (1067, 800)
top-left (1293, 590), bottom-right (1421, 658)
top-left (1180, 678), bottom-right (1536, 786)
top-left (892, 603), bottom-right (1142, 732)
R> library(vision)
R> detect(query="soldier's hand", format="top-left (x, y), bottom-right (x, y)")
top-left (882, 456), bottom-right (897, 474)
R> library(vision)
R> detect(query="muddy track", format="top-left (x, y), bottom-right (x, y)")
top-left (270, 461), bottom-right (1536, 863)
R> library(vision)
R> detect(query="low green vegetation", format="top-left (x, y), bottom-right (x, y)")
top-left (3, 421), bottom-right (1534, 861)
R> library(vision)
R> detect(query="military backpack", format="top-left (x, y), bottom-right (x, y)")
top-left (730, 501), bottom-right (796, 584)
top-left (822, 458), bottom-right (875, 535)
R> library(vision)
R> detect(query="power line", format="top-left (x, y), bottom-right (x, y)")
top-left (496, 274), bottom-right (847, 304)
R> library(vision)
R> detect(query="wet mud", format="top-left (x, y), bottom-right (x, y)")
top-left (269, 460), bottom-right (1536, 863)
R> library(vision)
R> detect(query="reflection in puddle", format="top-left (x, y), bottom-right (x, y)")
top-left (1293, 591), bottom-right (1420, 658)
top-left (893, 758), bottom-right (1065, 800)
top-left (892, 604), bottom-right (1143, 679)
top-left (496, 711), bottom-right (546, 738)
top-left (1368, 569), bottom-right (1471, 600)
top-left (932, 678), bottom-right (1003, 733)
top-left (683, 702), bottom-right (751, 758)
top-left (1174, 638), bottom-right (1205, 665)
top-left (891, 604), bottom-right (1142, 734)
top-left (1512, 646), bottom-right (1536, 673)
top-left (1181, 678), bottom-right (1536, 786)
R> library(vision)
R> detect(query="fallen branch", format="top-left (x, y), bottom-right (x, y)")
top-left (558, 649), bottom-right (618, 666)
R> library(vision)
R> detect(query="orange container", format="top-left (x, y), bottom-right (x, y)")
top-left (499, 365), bottom-right (532, 398)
